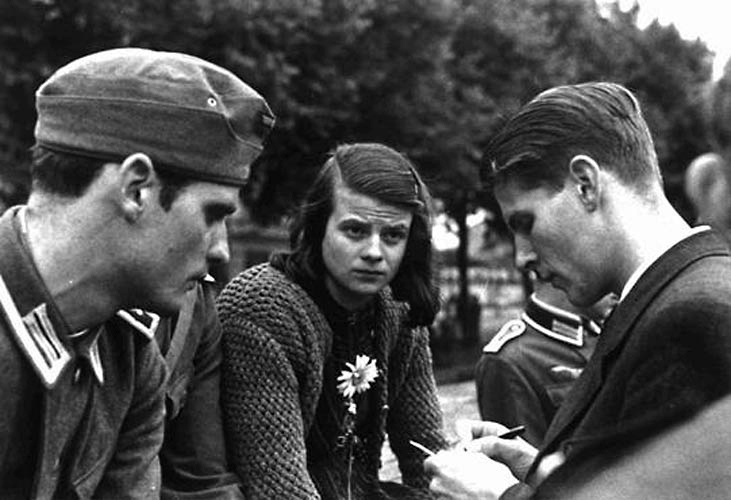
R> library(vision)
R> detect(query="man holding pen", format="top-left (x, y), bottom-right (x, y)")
top-left (424, 82), bottom-right (731, 498)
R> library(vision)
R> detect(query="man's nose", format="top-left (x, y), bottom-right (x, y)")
top-left (513, 236), bottom-right (537, 272)
top-left (208, 223), bottom-right (231, 265)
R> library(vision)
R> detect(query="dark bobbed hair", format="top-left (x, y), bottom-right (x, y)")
top-left (482, 82), bottom-right (662, 194)
top-left (30, 145), bottom-right (192, 210)
top-left (273, 142), bottom-right (439, 327)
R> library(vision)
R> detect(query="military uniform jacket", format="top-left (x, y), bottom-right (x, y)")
top-left (0, 207), bottom-right (167, 499)
top-left (156, 280), bottom-right (243, 499)
top-left (502, 230), bottom-right (731, 499)
top-left (475, 294), bottom-right (600, 447)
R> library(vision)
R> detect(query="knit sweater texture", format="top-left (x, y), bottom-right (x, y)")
top-left (218, 263), bottom-right (446, 499)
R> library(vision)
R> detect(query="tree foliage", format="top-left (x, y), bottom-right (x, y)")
top-left (0, 0), bottom-right (715, 223)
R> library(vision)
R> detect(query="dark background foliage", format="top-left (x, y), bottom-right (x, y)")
top-left (0, 1), bottom-right (718, 335)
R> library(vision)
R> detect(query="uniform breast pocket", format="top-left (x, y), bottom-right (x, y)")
top-left (546, 382), bottom-right (575, 411)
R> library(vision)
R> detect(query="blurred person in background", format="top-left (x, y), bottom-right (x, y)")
top-left (475, 274), bottom-right (615, 447)
top-left (218, 142), bottom-right (447, 499)
top-left (683, 152), bottom-right (731, 244)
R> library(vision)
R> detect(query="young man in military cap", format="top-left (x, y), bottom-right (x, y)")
top-left (0, 48), bottom-right (273, 498)
top-left (424, 82), bottom-right (731, 499)
top-left (475, 278), bottom-right (615, 447)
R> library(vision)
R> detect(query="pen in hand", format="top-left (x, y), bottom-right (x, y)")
top-left (497, 425), bottom-right (526, 440)
top-left (409, 425), bottom-right (526, 457)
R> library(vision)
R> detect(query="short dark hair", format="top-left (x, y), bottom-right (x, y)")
top-left (483, 82), bottom-right (662, 193)
top-left (275, 142), bottom-right (439, 326)
top-left (30, 146), bottom-right (192, 210)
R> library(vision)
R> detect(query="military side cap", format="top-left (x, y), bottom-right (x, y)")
top-left (35, 47), bottom-right (275, 186)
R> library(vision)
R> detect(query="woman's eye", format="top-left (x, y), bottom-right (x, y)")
top-left (344, 226), bottom-right (366, 238)
top-left (382, 230), bottom-right (407, 245)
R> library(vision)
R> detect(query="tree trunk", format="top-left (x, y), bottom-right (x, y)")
top-left (455, 196), bottom-right (477, 345)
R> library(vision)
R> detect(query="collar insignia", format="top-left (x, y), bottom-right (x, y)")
top-left (550, 319), bottom-right (583, 346)
top-left (0, 273), bottom-right (72, 388)
top-left (20, 303), bottom-right (72, 388)
top-left (524, 293), bottom-right (600, 347)
top-left (116, 309), bottom-right (160, 340)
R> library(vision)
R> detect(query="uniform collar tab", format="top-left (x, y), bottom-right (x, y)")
top-left (18, 301), bottom-right (72, 388)
top-left (116, 309), bottom-right (160, 340)
top-left (524, 293), bottom-right (597, 347)
top-left (0, 270), bottom-right (71, 388)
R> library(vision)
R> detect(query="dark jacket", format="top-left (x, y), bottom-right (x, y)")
top-left (534, 394), bottom-right (731, 500)
top-left (157, 279), bottom-right (243, 499)
top-left (504, 230), bottom-right (731, 499)
top-left (0, 207), bottom-right (167, 499)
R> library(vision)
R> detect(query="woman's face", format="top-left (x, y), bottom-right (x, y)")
top-left (322, 185), bottom-right (413, 310)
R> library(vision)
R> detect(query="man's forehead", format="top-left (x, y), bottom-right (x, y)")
top-left (186, 180), bottom-right (239, 202)
top-left (495, 181), bottom-right (559, 221)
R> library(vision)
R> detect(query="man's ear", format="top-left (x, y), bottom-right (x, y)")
top-left (568, 154), bottom-right (601, 211)
top-left (119, 153), bottom-right (156, 222)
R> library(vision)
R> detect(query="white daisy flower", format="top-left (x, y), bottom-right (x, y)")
top-left (337, 355), bottom-right (379, 399)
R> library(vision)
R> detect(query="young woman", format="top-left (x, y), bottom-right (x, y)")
top-left (218, 143), bottom-right (447, 499)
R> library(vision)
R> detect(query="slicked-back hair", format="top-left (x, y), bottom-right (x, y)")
top-left (482, 82), bottom-right (662, 194)
top-left (274, 142), bottom-right (439, 327)
top-left (30, 145), bottom-right (192, 210)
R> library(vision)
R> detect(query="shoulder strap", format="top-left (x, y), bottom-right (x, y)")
top-left (483, 318), bottom-right (526, 354)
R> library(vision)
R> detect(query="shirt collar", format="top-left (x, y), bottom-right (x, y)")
top-left (620, 225), bottom-right (710, 301)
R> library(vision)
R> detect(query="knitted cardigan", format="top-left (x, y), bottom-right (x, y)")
top-left (217, 263), bottom-right (446, 499)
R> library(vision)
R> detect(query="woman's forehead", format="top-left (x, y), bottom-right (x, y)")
top-left (331, 185), bottom-right (412, 223)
